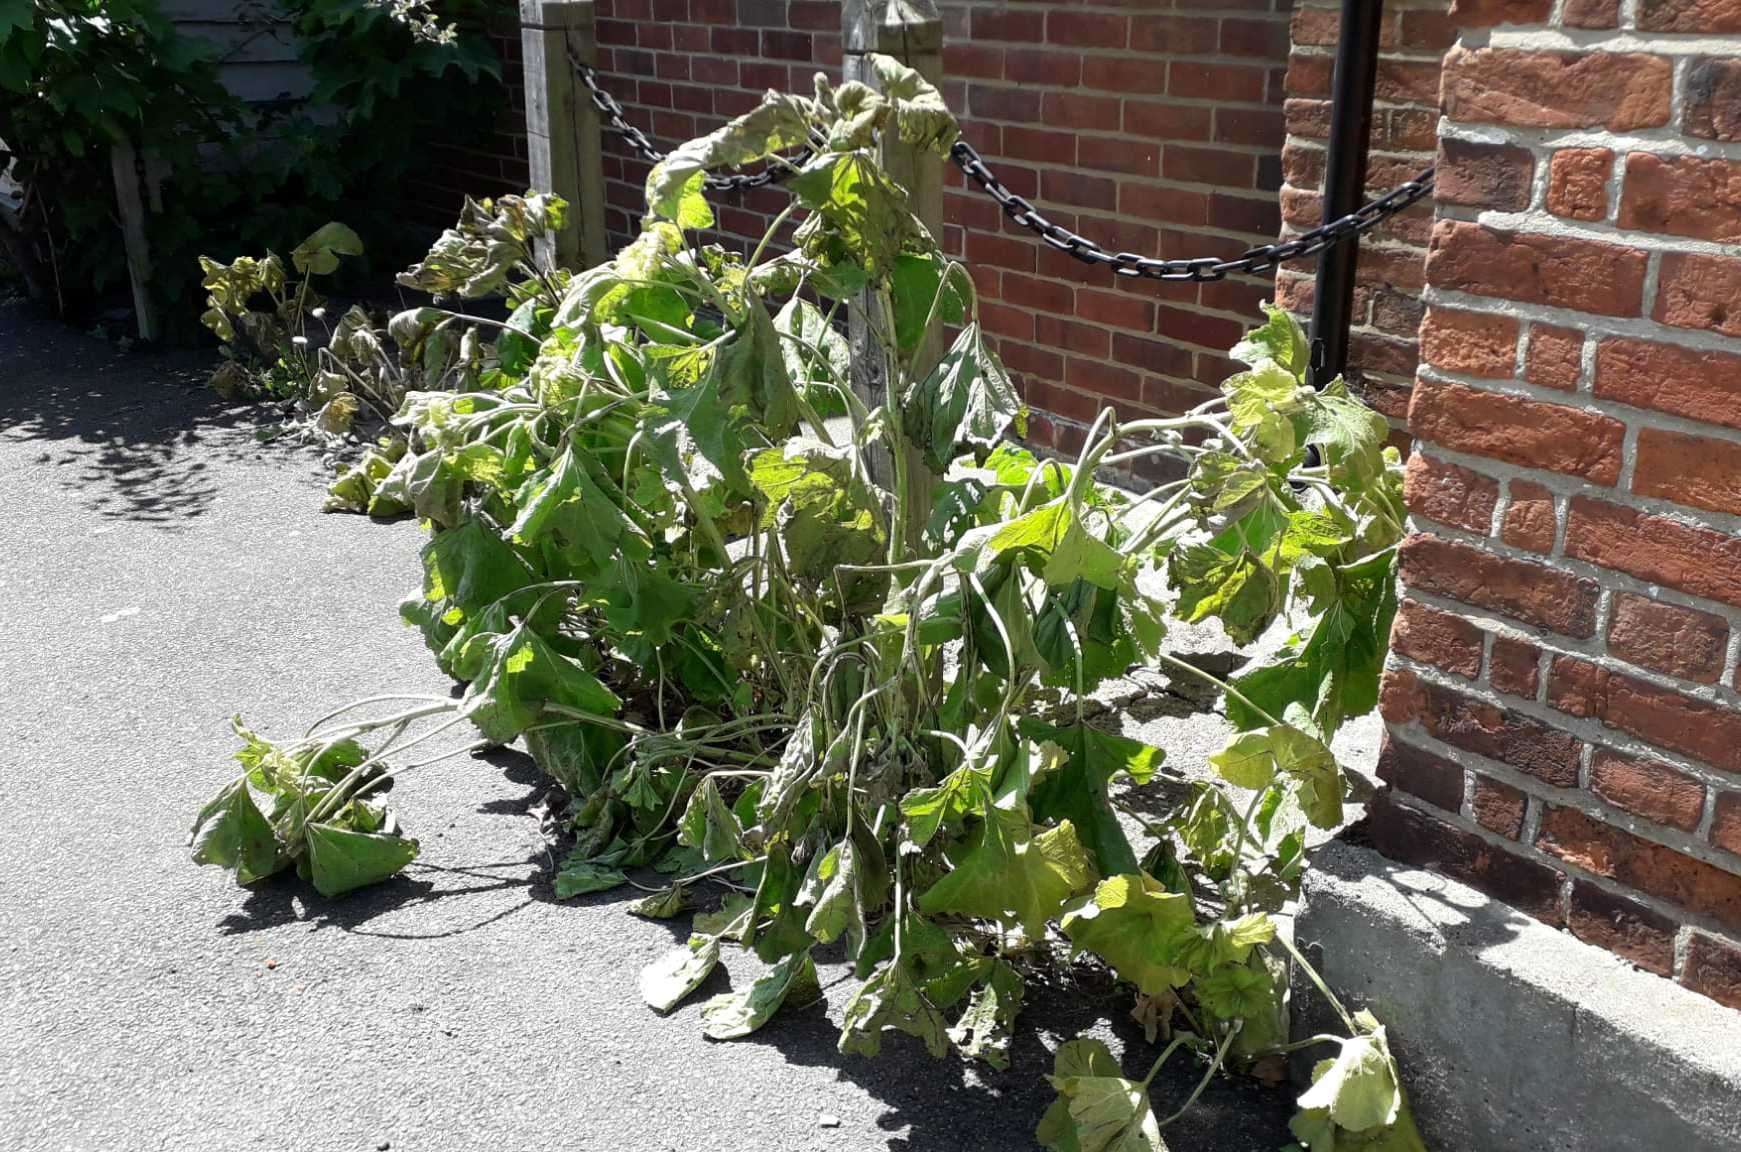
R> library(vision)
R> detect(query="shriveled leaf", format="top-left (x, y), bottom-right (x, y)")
top-left (839, 957), bottom-right (950, 1059)
top-left (642, 934), bottom-right (721, 1012)
top-left (900, 322), bottom-right (1022, 472)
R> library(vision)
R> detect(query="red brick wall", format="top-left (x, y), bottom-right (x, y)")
top-left (1374, 0), bottom-right (1741, 1013)
top-left (588, 0), bottom-right (1299, 474)
top-left (412, 4), bottom-right (533, 226)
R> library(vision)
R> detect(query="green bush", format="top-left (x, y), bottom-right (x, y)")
top-left (187, 66), bottom-right (1427, 1152)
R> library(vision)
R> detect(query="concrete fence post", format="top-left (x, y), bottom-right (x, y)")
top-left (520, 0), bottom-right (606, 270)
top-left (843, 0), bottom-right (944, 548)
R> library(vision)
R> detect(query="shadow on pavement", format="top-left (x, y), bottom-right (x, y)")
top-left (0, 301), bottom-right (288, 527)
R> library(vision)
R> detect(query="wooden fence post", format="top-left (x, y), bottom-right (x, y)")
top-left (843, 0), bottom-right (945, 550)
top-left (520, 0), bottom-right (606, 269)
top-left (110, 140), bottom-right (160, 343)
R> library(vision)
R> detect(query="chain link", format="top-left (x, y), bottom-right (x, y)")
top-left (567, 55), bottom-right (1433, 277)
top-left (570, 54), bottom-right (810, 192)
top-left (950, 139), bottom-right (1434, 282)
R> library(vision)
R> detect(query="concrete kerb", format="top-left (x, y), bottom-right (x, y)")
top-left (1293, 838), bottom-right (1741, 1152)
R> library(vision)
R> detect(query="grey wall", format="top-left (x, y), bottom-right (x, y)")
top-left (161, 0), bottom-right (312, 104)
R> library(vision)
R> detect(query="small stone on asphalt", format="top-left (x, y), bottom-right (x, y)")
top-left (819, 1114), bottom-right (840, 1128)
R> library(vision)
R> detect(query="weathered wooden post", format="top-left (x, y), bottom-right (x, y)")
top-left (520, 0), bottom-right (607, 269)
top-left (110, 140), bottom-right (160, 342)
top-left (843, 0), bottom-right (944, 553)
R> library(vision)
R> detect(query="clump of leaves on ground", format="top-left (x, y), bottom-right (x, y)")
top-left (187, 62), bottom-right (1424, 1151)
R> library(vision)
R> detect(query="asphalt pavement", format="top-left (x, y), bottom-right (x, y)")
top-left (0, 302), bottom-right (1299, 1152)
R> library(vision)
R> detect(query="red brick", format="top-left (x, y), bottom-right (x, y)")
top-left (1402, 533), bottom-right (1600, 638)
top-left (1126, 13), bottom-right (1218, 54)
top-left (1419, 307), bottom-right (1520, 379)
top-left (1546, 654), bottom-right (1609, 719)
top-left (1042, 92), bottom-right (1121, 134)
top-left (1426, 679), bottom-right (1582, 786)
top-left (1163, 145), bottom-right (1253, 186)
top-left (1633, 427), bottom-right (1741, 520)
top-left (1639, 0), bottom-right (1741, 33)
top-left (1409, 379), bottom-right (1626, 484)
top-left (1490, 636), bottom-right (1543, 699)
top-left (1537, 805), bottom-right (1741, 932)
top-left (945, 43), bottom-right (1006, 81)
top-left (1425, 221), bottom-right (1648, 317)
top-left (1119, 183), bottom-right (1207, 226)
top-left (1547, 148), bottom-right (1614, 222)
top-left (1563, 0), bottom-right (1622, 26)
top-left (1501, 481), bottom-right (1557, 554)
top-left (1654, 253), bottom-right (1741, 339)
top-left (1075, 289), bottom-right (1153, 331)
top-left (1441, 45), bottom-right (1673, 131)
top-left (1378, 735), bottom-right (1467, 813)
top-left (1594, 338), bottom-right (1741, 432)
top-left (967, 84), bottom-right (1040, 124)
top-left (1568, 496), bottom-right (1741, 610)
top-left (1006, 47), bottom-right (1083, 88)
top-left (1434, 139), bottom-right (1535, 211)
top-left (1398, 9), bottom-right (1458, 51)
top-left (1608, 591), bottom-right (1730, 685)
top-left (1550, 652), bottom-right (1741, 774)
top-left (1087, 56), bottom-right (1170, 98)
top-left (1079, 136), bottom-right (1159, 178)
top-left (1377, 59), bottom-right (1442, 106)
top-left (1036, 316), bottom-right (1111, 360)
top-left (1449, 0), bottom-right (1555, 24)
top-left (1393, 599), bottom-right (1487, 679)
top-left (1713, 793), bottom-right (1741, 857)
top-left (1046, 10), bottom-right (1127, 49)
top-left (1524, 325), bottom-right (1584, 391)
top-left (1472, 775), bottom-right (1529, 838)
top-left (1568, 881), bottom-right (1677, 975)
top-left (972, 7), bottom-right (1043, 42)
top-left (1681, 932), bottom-right (1741, 1011)
top-left (1174, 61), bottom-right (1268, 103)
top-left (1685, 57), bottom-right (1741, 142)
top-left (1591, 748), bottom-right (1707, 831)
top-left (1111, 332), bottom-right (1193, 379)
top-left (1371, 793), bottom-right (1566, 925)
top-left (1291, 7), bottom-right (1341, 46)
top-left (965, 231), bottom-right (1037, 274)
top-left (1619, 153), bottom-right (1741, 243)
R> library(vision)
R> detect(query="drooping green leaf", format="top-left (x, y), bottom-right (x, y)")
top-left (677, 777), bottom-right (746, 864)
top-left (1061, 873), bottom-right (1197, 996)
top-left (1297, 1027), bottom-right (1403, 1132)
top-left (189, 778), bottom-right (284, 886)
top-left (1209, 724), bottom-right (1342, 828)
top-left (303, 820), bottom-right (419, 898)
top-left (1021, 719), bottom-right (1164, 877)
top-left (462, 622), bottom-right (622, 744)
top-left (1039, 1037), bottom-right (1167, 1152)
top-left (900, 320), bottom-right (1023, 472)
top-left (554, 857), bottom-right (629, 899)
top-left (1231, 301), bottom-right (1309, 378)
top-left (949, 958), bottom-right (1023, 1069)
top-left (1167, 543), bottom-right (1280, 645)
top-left (839, 956), bottom-right (951, 1059)
top-left (290, 222), bottom-right (363, 276)
top-left (700, 948), bottom-right (818, 1039)
top-left (918, 802), bottom-right (1095, 938)
top-left (646, 94), bottom-right (813, 223)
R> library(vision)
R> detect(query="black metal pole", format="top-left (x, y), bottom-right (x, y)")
top-left (1308, 0), bottom-right (1384, 389)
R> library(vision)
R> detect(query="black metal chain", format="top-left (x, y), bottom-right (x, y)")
top-left (570, 54), bottom-right (809, 192)
top-left (951, 139), bottom-right (1434, 283)
top-left (567, 54), bottom-right (1433, 277)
